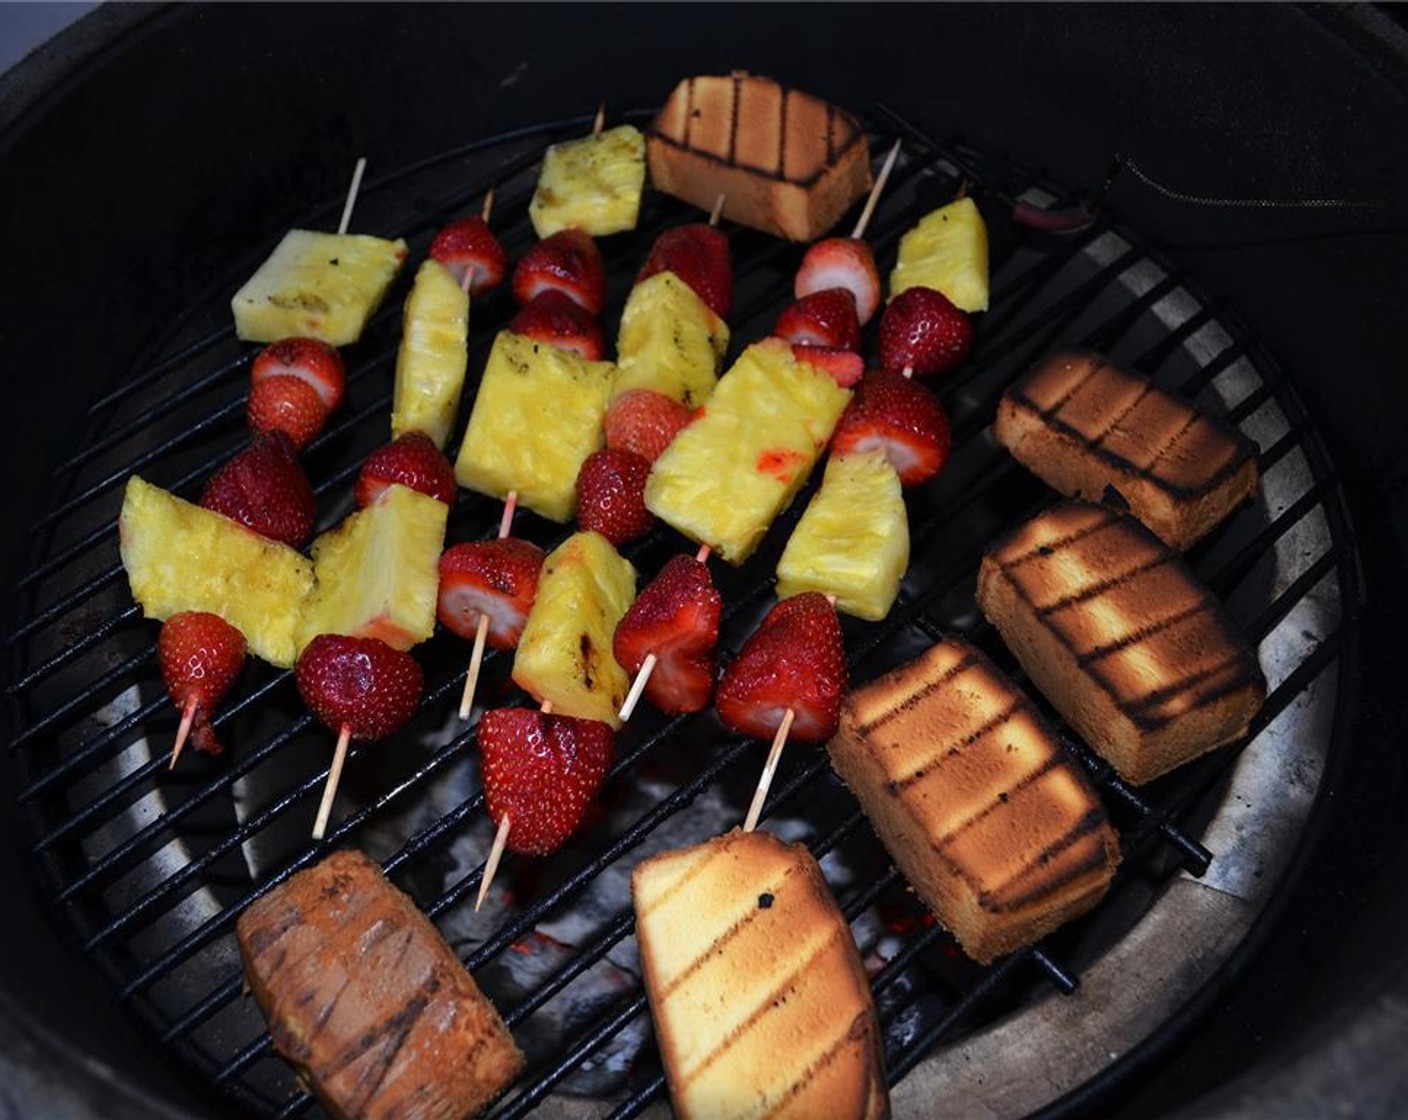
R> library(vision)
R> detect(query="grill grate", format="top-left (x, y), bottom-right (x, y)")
top-left (4, 101), bottom-right (1357, 1119)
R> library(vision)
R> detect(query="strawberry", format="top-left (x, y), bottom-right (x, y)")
top-left (247, 374), bottom-right (328, 452)
top-left (157, 611), bottom-right (246, 757)
top-left (613, 554), bottom-right (722, 714)
top-left (636, 224), bottom-right (732, 318)
top-left (511, 228), bottom-right (607, 315)
top-left (200, 430), bottom-right (317, 548)
top-left (508, 290), bottom-right (606, 361)
top-left (250, 337), bottom-right (345, 413)
top-left (829, 370), bottom-right (952, 488)
top-left (602, 389), bottom-right (694, 464)
top-left (795, 238), bottom-right (882, 325)
top-left (295, 634), bottom-right (424, 741)
top-left (429, 215), bottom-right (508, 296)
top-left (437, 537), bottom-right (546, 650)
top-left (575, 448), bottom-right (656, 546)
top-left (774, 289), bottom-right (861, 351)
top-left (478, 706), bottom-right (614, 856)
top-left (791, 345), bottom-right (865, 388)
top-left (355, 432), bottom-right (457, 508)
top-left (715, 593), bottom-right (848, 744)
top-left (878, 286), bottom-right (973, 379)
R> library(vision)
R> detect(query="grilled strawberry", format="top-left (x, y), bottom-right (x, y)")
top-left (715, 593), bottom-right (848, 743)
top-left (200, 431), bottom-right (317, 549)
top-left (794, 238), bottom-right (882, 325)
top-left (295, 634), bottom-right (424, 741)
top-left (355, 432), bottom-right (457, 508)
top-left (478, 706), bottom-right (615, 856)
top-left (602, 389), bottom-right (694, 464)
top-left (878, 286), bottom-right (973, 378)
top-left (437, 538), bottom-right (546, 650)
top-left (250, 337), bottom-right (346, 413)
top-left (636, 224), bottom-right (732, 318)
top-left (774, 289), bottom-right (861, 351)
top-left (829, 370), bottom-right (952, 487)
top-left (508, 290), bottom-right (607, 361)
top-left (575, 448), bottom-right (656, 546)
top-left (791, 345), bottom-right (865, 388)
top-left (247, 374), bottom-right (328, 451)
top-left (613, 554), bottom-right (722, 714)
top-left (429, 215), bottom-right (508, 296)
top-left (157, 611), bottom-right (246, 756)
top-left (511, 228), bottom-right (607, 315)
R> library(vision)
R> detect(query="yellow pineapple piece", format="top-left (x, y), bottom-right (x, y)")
top-left (512, 532), bottom-right (636, 728)
top-left (391, 259), bottom-right (470, 448)
top-left (776, 451), bottom-right (909, 621)
top-left (232, 229), bottom-right (409, 346)
top-left (294, 484), bottom-right (447, 654)
top-left (612, 271), bottom-right (729, 408)
top-left (889, 197), bottom-right (990, 313)
top-left (454, 331), bottom-right (617, 522)
top-left (644, 339), bottom-right (851, 564)
top-left (529, 124), bottom-right (647, 239)
top-left (118, 476), bottom-right (314, 668)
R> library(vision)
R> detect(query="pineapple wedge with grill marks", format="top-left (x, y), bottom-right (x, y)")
top-left (232, 229), bottom-right (409, 346)
top-left (644, 339), bottom-right (851, 565)
top-left (119, 476), bottom-right (314, 668)
top-left (889, 197), bottom-right (990, 313)
top-left (391, 259), bottom-right (470, 448)
top-left (294, 484), bottom-right (448, 654)
top-left (529, 124), bottom-right (647, 239)
top-left (454, 331), bottom-right (617, 522)
top-left (612, 271), bottom-right (729, 408)
top-left (512, 532), bottom-right (636, 729)
top-left (775, 450), bottom-right (909, 621)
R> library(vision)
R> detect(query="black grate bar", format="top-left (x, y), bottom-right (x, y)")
top-left (5, 603), bottom-right (141, 698)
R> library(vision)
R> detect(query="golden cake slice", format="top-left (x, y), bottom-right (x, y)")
top-left (828, 637), bottom-right (1120, 964)
top-left (976, 501), bottom-right (1266, 784)
top-left (632, 829), bottom-right (889, 1120)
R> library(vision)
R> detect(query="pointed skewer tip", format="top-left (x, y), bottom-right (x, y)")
top-left (476, 813), bottom-right (513, 912)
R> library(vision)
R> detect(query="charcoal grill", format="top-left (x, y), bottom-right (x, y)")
top-left (2, 6), bottom-right (1407, 1120)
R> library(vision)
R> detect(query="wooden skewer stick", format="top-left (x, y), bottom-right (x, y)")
top-left (458, 490), bottom-right (521, 720)
top-left (617, 543), bottom-right (715, 722)
top-left (708, 193), bottom-right (726, 227)
top-left (850, 139), bottom-right (902, 241)
top-left (336, 156), bottom-right (368, 236)
top-left (168, 695), bottom-right (199, 770)
top-left (312, 723), bottom-right (353, 840)
top-left (497, 489), bottom-right (519, 539)
top-left (475, 700), bottom-right (551, 911)
top-left (459, 189), bottom-right (499, 296)
top-left (592, 102), bottom-right (606, 137)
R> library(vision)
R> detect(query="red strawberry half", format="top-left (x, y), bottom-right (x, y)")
top-left (478, 707), bottom-right (614, 856)
top-left (247, 374), bottom-right (328, 452)
top-left (795, 238), bottom-right (882, 325)
top-left (791, 345), bottom-right (865, 388)
top-left (636, 224), bottom-right (732, 318)
top-left (157, 611), bottom-right (246, 756)
top-left (251, 337), bottom-right (346, 413)
top-left (295, 634), bottom-right (424, 741)
top-left (508, 290), bottom-right (606, 361)
top-left (878, 286), bottom-right (973, 379)
top-left (512, 228), bottom-right (607, 315)
top-left (355, 432), bottom-right (457, 508)
top-left (613, 554), bottom-right (722, 715)
top-left (200, 431), bottom-right (317, 549)
top-left (774, 289), bottom-right (861, 351)
top-left (715, 593), bottom-right (848, 744)
top-left (437, 538), bottom-right (546, 650)
top-left (575, 448), bottom-right (656, 546)
top-left (429, 215), bottom-right (508, 296)
top-left (603, 389), bottom-right (693, 464)
top-left (829, 370), bottom-right (952, 488)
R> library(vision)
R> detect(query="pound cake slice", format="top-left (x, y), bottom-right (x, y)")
top-left (633, 829), bottom-right (889, 1120)
top-left (995, 349), bottom-right (1259, 550)
top-left (828, 638), bottom-right (1119, 964)
top-left (977, 501), bottom-right (1266, 785)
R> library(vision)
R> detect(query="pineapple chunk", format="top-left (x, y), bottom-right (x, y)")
top-left (889, 197), bottom-right (990, 313)
top-left (644, 339), bottom-right (851, 565)
top-left (512, 532), bottom-right (636, 728)
top-left (391, 258), bottom-right (470, 448)
top-left (232, 229), bottom-right (409, 346)
top-left (454, 331), bottom-right (617, 522)
top-left (294, 484), bottom-right (447, 654)
top-left (775, 451), bottom-right (909, 621)
top-left (118, 476), bottom-right (314, 668)
top-left (529, 124), bottom-right (647, 239)
top-left (613, 271), bottom-right (729, 408)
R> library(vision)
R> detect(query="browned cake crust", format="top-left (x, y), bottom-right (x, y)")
top-left (827, 638), bottom-right (1120, 965)
top-left (995, 349), bottom-right (1259, 550)
top-left (977, 501), bottom-right (1266, 785)
top-left (632, 829), bottom-right (889, 1120)
top-left (237, 850), bottom-right (524, 1120)
top-left (647, 72), bottom-right (873, 242)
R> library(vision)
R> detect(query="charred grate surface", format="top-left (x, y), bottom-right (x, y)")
top-left (3, 103), bottom-right (1357, 1119)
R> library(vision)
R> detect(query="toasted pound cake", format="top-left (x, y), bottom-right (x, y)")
top-left (977, 501), bottom-right (1266, 785)
top-left (648, 72), bottom-right (873, 242)
top-left (633, 829), bottom-right (889, 1120)
top-left (828, 638), bottom-right (1119, 964)
top-left (237, 850), bottom-right (523, 1120)
top-left (995, 349), bottom-right (1259, 550)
